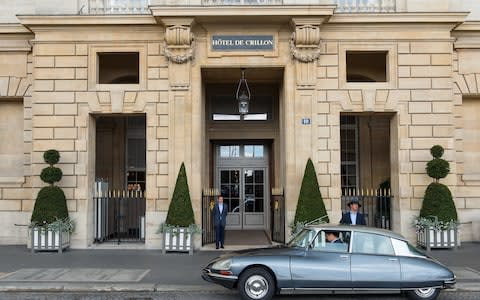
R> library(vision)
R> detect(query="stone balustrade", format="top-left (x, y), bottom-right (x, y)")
top-left (335, 0), bottom-right (396, 13)
top-left (88, 0), bottom-right (149, 14)
top-left (202, 0), bottom-right (283, 5)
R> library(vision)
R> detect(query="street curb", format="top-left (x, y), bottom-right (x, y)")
top-left (0, 282), bottom-right (478, 293)
top-left (0, 283), bottom-right (235, 293)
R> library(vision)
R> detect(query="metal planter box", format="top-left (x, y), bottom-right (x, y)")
top-left (31, 227), bottom-right (70, 253)
top-left (416, 226), bottom-right (459, 251)
top-left (162, 227), bottom-right (193, 255)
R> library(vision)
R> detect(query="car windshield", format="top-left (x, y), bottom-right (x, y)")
top-left (287, 229), bottom-right (316, 248)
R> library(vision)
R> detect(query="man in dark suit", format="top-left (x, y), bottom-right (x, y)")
top-left (326, 231), bottom-right (343, 243)
top-left (339, 197), bottom-right (367, 225)
top-left (213, 195), bottom-right (228, 249)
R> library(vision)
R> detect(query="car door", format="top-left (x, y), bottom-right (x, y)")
top-left (350, 231), bottom-right (401, 290)
top-left (290, 230), bottom-right (352, 289)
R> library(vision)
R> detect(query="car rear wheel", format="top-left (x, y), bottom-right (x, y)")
top-left (238, 267), bottom-right (275, 300)
top-left (406, 287), bottom-right (441, 300)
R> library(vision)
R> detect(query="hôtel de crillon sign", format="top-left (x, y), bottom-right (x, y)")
top-left (211, 35), bottom-right (274, 51)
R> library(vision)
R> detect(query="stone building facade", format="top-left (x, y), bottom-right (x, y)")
top-left (0, 0), bottom-right (480, 249)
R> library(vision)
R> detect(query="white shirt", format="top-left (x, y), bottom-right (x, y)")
top-left (350, 212), bottom-right (357, 225)
top-left (219, 203), bottom-right (224, 214)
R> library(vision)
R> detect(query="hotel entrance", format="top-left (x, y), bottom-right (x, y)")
top-left (215, 144), bottom-right (269, 230)
top-left (202, 67), bottom-right (284, 245)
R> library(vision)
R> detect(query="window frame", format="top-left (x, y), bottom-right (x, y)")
top-left (88, 44), bottom-right (147, 91)
top-left (339, 43), bottom-right (397, 90)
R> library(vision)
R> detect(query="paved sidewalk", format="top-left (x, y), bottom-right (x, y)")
top-left (0, 242), bottom-right (478, 293)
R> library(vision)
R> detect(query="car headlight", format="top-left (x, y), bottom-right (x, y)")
top-left (211, 258), bottom-right (232, 271)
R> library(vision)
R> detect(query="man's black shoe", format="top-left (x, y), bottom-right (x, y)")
top-left (221, 246), bottom-right (224, 249)
top-left (216, 246), bottom-right (219, 249)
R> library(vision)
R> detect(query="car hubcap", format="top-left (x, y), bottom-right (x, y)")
top-left (415, 288), bottom-right (436, 298)
top-left (245, 275), bottom-right (269, 299)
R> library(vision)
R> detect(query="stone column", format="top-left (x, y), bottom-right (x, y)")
top-left (159, 17), bottom-right (196, 222)
top-left (286, 18), bottom-right (327, 230)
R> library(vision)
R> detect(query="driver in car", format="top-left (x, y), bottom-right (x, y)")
top-left (325, 231), bottom-right (343, 244)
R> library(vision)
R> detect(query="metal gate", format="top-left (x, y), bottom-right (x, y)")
top-left (202, 188), bottom-right (219, 246)
top-left (94, 189), bottom-right (146, 243)
top-left (341, 188), bottom-right (392, 229)
top-left (271, 187), bottom-right (285, 243)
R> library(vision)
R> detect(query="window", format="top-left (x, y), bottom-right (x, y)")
top-left (463, 98), bottom-right (480, 176)
top-left (220, 145), bottom-right (240, 158)
top-left (310, 230), bottom-right (351, 252)
top-left (346, 51), bottom-right (387, 82)
top-left (0, 99), bottom-right (23, 178)
top-left (98, 52), bottom-right (139, 84)
top-left (340, 115), bottom-right (358, 190)
top-left (244, 145), bottom-right (264, 158)
top-left (352, 232), bottom-right (394, 256)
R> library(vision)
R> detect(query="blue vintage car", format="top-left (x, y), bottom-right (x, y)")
top-left (202, 224), bottom-right (455, 300)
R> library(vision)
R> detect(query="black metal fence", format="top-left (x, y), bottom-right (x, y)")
top-left (94, 190), bottom-right (146, 243)
top-left (341, 188), bottom-right (392, 229)
top-left (202, 188), bottom-right (219, 246)
top-left (271, 187), bottom-right (285, 244)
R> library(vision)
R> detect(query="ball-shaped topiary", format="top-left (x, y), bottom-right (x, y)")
top-left (31, 149), bottom-right (69, 226)
top-left (43, 149), bottom-right (60, 165)
top-left (419, 145), bottom-right (458, 223)
top-left (426, 158), bottom-right (450, 181)
top-left (430, 145), bottom-right (444, 159)
top-left (40, 167), bottom-right (63, 185)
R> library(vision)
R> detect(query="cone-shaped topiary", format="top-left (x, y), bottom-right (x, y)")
top-left (419, 145), bottom-right (457, 223)
top-left (31, 149), bottom-right (69, 225)
top-left (294, 158), bottom-right (329, 224)
top-left (165, 163), bottom-right (195, 227)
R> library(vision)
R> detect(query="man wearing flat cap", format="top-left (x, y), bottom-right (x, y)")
top-left (339, 197), bottom-right (366, 225)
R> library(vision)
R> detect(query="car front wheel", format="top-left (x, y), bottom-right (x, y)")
top-left (406, 287), bottom-right (441, 300)
top-left (238, 267), bottom-right (275, 300)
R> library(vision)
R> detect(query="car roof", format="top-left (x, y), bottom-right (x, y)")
top-left (305, 224), bottom-right (407, 242)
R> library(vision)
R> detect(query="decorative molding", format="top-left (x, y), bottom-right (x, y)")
top-left (150, 5), bottom-right (336, 18)
top-left (454, 73), bottom-right (480, 95)
top-left (159, 18), bottom-right (195, 65)
top-left (328, 12), bottom-right (468, 25)
top-left (17, 15), bottom-right (156, 26)
top-left (290, 25), bottom-right (322, 63)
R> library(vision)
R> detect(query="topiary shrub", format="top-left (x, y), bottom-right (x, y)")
top-left (293, 158), bottom-right (329, 227)
top-left (31, 149), bottom-right (69, 226)
top-left (419, 145), bottom-right (457, 223)
top-left (165, 162), bottom-right (195, 227)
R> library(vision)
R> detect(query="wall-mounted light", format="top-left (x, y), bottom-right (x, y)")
top-left (236, 68), bottom-right (251, 115)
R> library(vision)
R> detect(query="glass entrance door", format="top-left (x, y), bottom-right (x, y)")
top-left (218, 167), bottom-right (266, 230)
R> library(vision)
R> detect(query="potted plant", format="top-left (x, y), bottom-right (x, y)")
top-left (158, 162), bottom-right (200, 254)
top-left (30, 149), bottom-right (74, 253)
top-left (290, 158), bottom-right (329, 236)
top-left (415, 145), bottom-right (459, 251)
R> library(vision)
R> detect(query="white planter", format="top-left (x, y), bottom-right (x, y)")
top-left (162, 227), bottom-right (193, 255)
top-left (417, 226), bottom-right (459, 251)
top-left (31, 227), bottom-right (70, 253)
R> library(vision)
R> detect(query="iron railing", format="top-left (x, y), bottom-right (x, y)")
top-left (94, 189), bottom-right (146, 243)
top-left (202, 188), bottom-right (219, 246)
top-left (341, 188), bottom-right (392, 229)
top-left (87, 0), bottom-right (149, 14)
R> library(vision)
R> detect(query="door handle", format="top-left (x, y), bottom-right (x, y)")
top-left (388, 258), bottom-right (398, 261)
top-left (340, 255), bottom-right (349, 260)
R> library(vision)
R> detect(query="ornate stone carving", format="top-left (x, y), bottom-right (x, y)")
top-left (290, 25), bottom-right (322, 63)
top-left (163, 25), bottom-right (195, 64)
